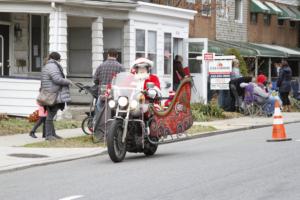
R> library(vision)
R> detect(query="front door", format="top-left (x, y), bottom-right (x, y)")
top-left (0, 25), bottom-right (9, 76)
top-left (187, 38), bottom-right (208, 103)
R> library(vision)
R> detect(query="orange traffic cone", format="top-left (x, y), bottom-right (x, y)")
top-left (267, 100), bottom-right (292, 142)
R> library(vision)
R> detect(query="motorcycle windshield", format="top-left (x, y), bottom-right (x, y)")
top-left (111, 72), bottom-right (140, 100)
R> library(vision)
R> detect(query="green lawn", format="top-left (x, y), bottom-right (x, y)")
top-left (0, 118), bottom-right (81, 136)
top-left (23, 125), bottom-right (216, 148)
top-left (24, 135), bottom-right (104, 148)
top-left (186, 125), bottom-right (217, 135)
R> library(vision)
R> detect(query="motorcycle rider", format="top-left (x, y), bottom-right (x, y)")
top-left (131, 58), bottom-right (161, 108)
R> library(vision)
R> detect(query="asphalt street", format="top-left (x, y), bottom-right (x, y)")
top-left (0, 123), bottom-right (300, 200)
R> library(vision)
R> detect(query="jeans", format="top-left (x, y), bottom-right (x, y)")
top-left (93, 97), bottom-right (111, 142)
top-left (230, 84), bottom-right (242, 109)
top-left (264, 97), bottom-right (276, 115)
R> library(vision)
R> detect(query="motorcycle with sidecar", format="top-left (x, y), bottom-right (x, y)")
top-left (106, 72), bottom-right (193, 162)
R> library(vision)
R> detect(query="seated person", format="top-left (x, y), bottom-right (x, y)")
top-left (240, 79), bottom-right (275, 116)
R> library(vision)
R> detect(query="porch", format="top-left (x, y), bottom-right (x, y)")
top-left (0, 1), bottom-right (195, 116)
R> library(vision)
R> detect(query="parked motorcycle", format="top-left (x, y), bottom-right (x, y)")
top-left (106, 72), bottom-right (193, 162)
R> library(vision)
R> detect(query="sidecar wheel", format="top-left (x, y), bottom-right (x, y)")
top-left (144, 137), bottom-right (158, 156)
top-left (107, 120), bottom-right (126, 162)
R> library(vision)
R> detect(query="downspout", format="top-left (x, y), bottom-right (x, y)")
top-left (255, 56), bottom-right (258, 77)
top-left (268, 58), bottom-right (271, 82)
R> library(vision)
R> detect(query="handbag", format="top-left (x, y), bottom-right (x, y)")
top-left (37, 89), bottom-right (58, 106)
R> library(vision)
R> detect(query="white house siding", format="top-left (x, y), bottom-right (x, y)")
top-left (216, 0), bottom-right (248, 42)
top-left (0, 78), bottom-right (40, 116)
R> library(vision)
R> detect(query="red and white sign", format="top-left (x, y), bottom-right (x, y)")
top-left (203, 53), bottom-right (214, 61)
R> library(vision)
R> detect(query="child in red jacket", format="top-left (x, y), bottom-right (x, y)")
top-left (29, 103), bottom-right (48, 138)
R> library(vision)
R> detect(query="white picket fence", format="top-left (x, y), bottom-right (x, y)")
top-left (0, 77), bottom-right (40, 117)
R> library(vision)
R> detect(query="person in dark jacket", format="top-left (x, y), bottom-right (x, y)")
top-left (276, 60), bottom-right (292, 112)
top-left (173, 55), bottom-right (185, 91)
top-left (41, 52), bottom-right (72, 140)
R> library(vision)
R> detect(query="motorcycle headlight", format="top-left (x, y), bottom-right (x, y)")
top-left (130, 100), bottom-right (138, 110)
top-left (118, 97), bottom-right (128, 107)
top-left (108, 100), bottom-right (116, 108)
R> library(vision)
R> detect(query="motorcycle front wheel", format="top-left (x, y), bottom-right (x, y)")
top-left (107, 119), bottom-right (127, 162)
top-left (144, 137), bottom-right (158, 156)
top-left (81, 116), bottom-right (93, 135)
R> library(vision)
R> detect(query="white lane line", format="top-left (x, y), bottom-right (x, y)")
top-left (295, 139), bottom-right (300, 142)
top-left (59, 195), bottom-right (84, 200)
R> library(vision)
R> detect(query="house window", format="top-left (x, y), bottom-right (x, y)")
top-left (30, 15), bottom-right (48, 72)
top-left (187, 0), bottom-right (196, 3)
top-left (147, 31), bottom-right (157, 74)
top-left (164, 33), bottom-right (172, 75)
top-left (217, 0), bottom-right (228, 19)
top-left (136, 29), bottom-right (145, 58)
top-left (135, 29), bottom-right (157, 73)
top-left (188, 42), bottom-right (203, 73)
top-left (250, 13), bottom-right (258, 24)
top-left (278, 19), bottom-right (284, 26)
top-left (264, 14), bottom-right (271, 26)
top-left (202, 0), bottom-right (211, 16)
top-left (234, 0), bottom-right (242, 22)
top-left (290, 21), bottom-right (296, 28)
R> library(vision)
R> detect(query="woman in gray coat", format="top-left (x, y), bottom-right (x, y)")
top-left (41, 52), bottom-right (72, 140)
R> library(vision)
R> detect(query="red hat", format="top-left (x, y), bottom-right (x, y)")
top-left (257, 74), bottom-right (267, 84)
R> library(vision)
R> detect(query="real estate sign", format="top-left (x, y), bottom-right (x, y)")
top-left (208, 60), bottom-right (232, 90)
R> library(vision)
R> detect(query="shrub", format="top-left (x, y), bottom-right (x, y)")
top-left (225, 48), bottom-right (248, 76)
top-left (191, 103), bottom-right (225, 121)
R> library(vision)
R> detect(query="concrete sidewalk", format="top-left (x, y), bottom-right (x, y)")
top-left (0, 128), bottom-right (106, 173)
top-left (0, 112), bottom-right (299, 173)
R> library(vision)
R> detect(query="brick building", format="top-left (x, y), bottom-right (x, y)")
top-left (151, 0), bottom-right (300, 79)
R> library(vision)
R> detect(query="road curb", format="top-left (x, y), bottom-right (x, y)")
top-left (0, 150), bottom-right (107, 175)
top-left (1, 120), bottom-right (299, 174)
top-left (159, 120), bottom-right (300, 144)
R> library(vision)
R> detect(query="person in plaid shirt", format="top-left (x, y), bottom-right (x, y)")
top-left (93, 49), bottom-right (124, 95)
top-left (93, 49), bottom-right (124, 142)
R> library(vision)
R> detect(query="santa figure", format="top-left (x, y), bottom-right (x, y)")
top-left (132, 58), bottom-right (161, 99)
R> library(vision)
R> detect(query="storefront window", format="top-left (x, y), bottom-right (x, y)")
top-left (250, 13), bottom-right (257, 24)
top-left (264, 14), bottom-right (271, 26)
top-left (164, 33), bottom-right (172, 74)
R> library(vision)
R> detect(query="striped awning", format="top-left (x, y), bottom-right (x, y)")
top-left (250, 0), bottom-right (271, 14)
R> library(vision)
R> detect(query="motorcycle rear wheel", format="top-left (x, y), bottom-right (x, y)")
top-left (107, 119), bottom-right (127, 162)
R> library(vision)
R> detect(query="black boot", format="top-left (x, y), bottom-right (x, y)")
top-left (29, 131), bottom-right (37, 138)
